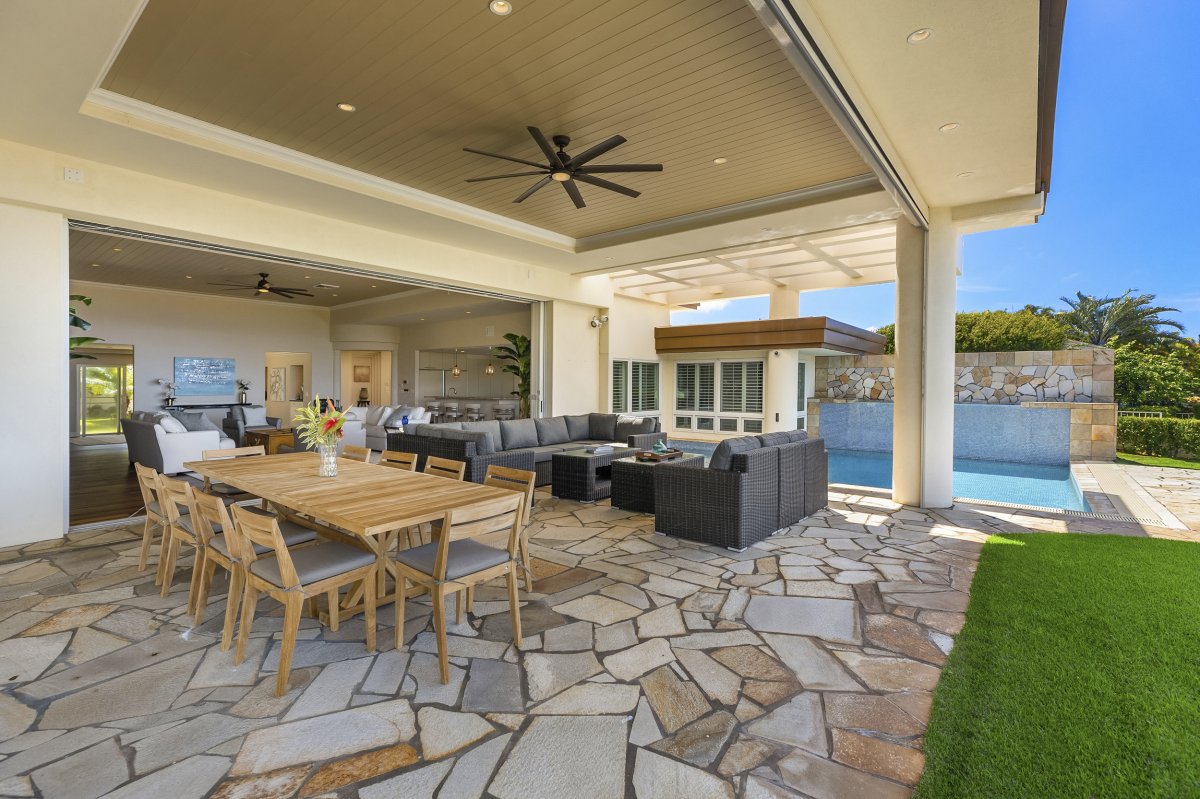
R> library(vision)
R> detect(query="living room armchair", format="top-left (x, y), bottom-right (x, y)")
top-left (222, 404), bottom-right (281, 446)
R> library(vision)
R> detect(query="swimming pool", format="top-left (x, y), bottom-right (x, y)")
top-left (667, 440), bottom-right (1090, 512)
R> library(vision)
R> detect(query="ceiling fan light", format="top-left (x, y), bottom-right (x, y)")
top-left (550, 170), bottom-right (571, 182)
top-left (489, 0), bottom-right (512, 15)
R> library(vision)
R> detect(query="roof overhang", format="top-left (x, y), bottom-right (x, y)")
top-left (655, 316), bottom-right (886, 356)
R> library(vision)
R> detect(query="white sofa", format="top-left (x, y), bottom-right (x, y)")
top-left (344, 405), bottom-right (429, 451)
top-left (123, 412), bottom-right (236, 474)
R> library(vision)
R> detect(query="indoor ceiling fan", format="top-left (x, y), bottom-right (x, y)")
top-left (208, 273), bottom-right (314, 299)
top-left (464, 126), bottom-right (663, 209)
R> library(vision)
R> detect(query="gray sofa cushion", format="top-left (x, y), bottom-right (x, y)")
top-left (500, 419), bottom-right (539, 450)
top-left (786, 430), bottom-right (809, 442)
top-left (535, 416), bottom-right (570, 445)
top-left (242, 406), bottom-right (269, 427)
top-left (529, 444), bottom-right (568, 463)
top-left (588, 413), bottom-right (617, 442)
top-left (615, 416), bottom-right (657, 440)
top-left (462, 420), bottom-right (502, 452)
top-left (756, 431), bottom-right (794, 448)
top-left (416, 423), bottom-right (463, 438)
top-left (564, 414), bottom-right (591, 441)
top-left (176, 411), bottom-right (232, 440)
top-left (709, 435), bottom-right (762, 471)
top-left (438, 428), bottom-right (494, 455)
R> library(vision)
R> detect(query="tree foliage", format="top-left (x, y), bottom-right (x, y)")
top-left (875, 310), bottom-right (1067, 355)
top-left (1059, 290), bottom-right (1185, 347)
top-left (69, 294), bottom-right (103, 359)
top-left (491, 333), bottom-right (532, 417)
top-left (1113, 343), bottom-right (1199, 410)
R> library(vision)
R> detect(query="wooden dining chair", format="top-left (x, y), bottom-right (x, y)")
top-left (483, 465), bottom-right (538, 592)
top-left (156, 476), bottom-right (206, 600)
top-left (201, 446), bottom-right (266, 504)
top-left (393, 493), bottom-right (524, 683)
top-left (189, 490), bottom-right (319, 643)
top-left (424, 456), bottom-right (467, 481)
top-left (340, 444), bottom-right (372, 462)
top-left (232, 504), bottom-right (378, 695)
top-left (134, 463), bottom-right (171, 574)
top-left (379, 450), bottom-right (418, 471)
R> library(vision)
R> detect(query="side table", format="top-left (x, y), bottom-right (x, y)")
top-left (551, 447), bottom-right (637, 502)
top-left (611, 453), bottom-right (704, 513)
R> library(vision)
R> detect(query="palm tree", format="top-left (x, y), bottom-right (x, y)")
top-left (69, 294), bottom-right (103, 359)
top-left (490, 333), bottom-right (532, 417)
top-left (1058, 290), bottom-right (1185, 348)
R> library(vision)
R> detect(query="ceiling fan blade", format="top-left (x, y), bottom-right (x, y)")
top-left (208, 282), bottom-right (255, 288)
top-left (462, 147), bottom-right (546, 170)
top-left (562, 180), bottom-right (586, 209)
top-left (573, 173), bottom-right (640, 198)
top-left (526, 127), bottom-right (564, 169)
top-left (268, 286), bottom-right (314, 294)
top-left (578, 164), bottom-right (663, 173)
top-left (465, 171), bottom-right (547, 183)
top-left (567, 135), bottom-right (626, 168)
top-left (513, 176), bottom-right (553, 203)
top-left (214, 287), bottom-right (255, 291)
top-left (270, 289), bottom-right (314, 297)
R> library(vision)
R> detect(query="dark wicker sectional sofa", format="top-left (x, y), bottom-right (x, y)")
top-left (386, 412), bottom-right (665, 485)
top-left (653, 430), bottom-right (828, 550)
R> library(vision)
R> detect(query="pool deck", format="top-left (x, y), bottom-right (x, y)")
top-left (0, 463), bottom-right (1195, 799)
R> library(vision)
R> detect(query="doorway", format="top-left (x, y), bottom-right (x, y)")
top-left (71, 344), bottom-right (134, 438)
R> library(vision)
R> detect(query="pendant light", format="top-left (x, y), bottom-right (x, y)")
top-left (451, 349), bottom-right (461, 377)
top-left (485, 362), bottom-right (495, 375)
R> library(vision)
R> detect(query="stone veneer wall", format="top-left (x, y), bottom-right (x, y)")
top-left (816, 348), bottom-right (1114, 404)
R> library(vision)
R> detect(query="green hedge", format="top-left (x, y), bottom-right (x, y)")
top-left (1117, 416), bottom-right (1200, 458)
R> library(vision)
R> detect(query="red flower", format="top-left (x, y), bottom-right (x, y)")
top-left (322, 417), bottom-right (338, 433)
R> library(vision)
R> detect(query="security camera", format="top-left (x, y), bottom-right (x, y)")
top-left (590, 318), bottom-right (601, 328)
top-left (600, 315), bottom-right (609, 324)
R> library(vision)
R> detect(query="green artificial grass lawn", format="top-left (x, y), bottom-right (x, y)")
top-left (915, 534), bottom-right (1200, 799)
top-left (1116, 452), bottom-right (1200, 471)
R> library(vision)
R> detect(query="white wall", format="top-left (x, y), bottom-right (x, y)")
top-left (603, 295), bottom-right (671, 414)
top-left (545, 300), bottom-right (603, 416)
top-left (73, 282), bottom-right (335, 418)
top-left (0, 203), bottom-right (69, 545)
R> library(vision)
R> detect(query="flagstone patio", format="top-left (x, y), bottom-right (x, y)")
top-left (1, 470), bottom-right (1195, 799)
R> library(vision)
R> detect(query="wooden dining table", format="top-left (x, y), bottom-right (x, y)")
top-left (182, 451), bottom-right (516, 621)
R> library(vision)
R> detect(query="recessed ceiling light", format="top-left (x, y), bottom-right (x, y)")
top-left (465, 311), bottom-right (472, 314)
top-left (336, 102), bottom-right (356, 112)
top-left (90, 262), bottom-right (100, 267)
top-left (713, 157), bottom-right (728, 165)
top-left (112, 247), bottom-right (122, 252)
top-left (956, 171), bottom-right (976, 178)
top-left (371, 284), bottom-right (377, 288)
top-left (939, 122), bottom-right (961, 133)
top-left (185, 275), bottom-right (193, 279)
top-left (907, 28), bottom-right (933, 44)
top-left (332, 293), bottom-right (339, 297)
top-left (420, 318), bottom-right (426, 321)
top-left (489, 0), bottom-right (513, 15)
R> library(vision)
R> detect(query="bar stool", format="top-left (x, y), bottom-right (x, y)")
top-left (426, 401), bottom-right (441, 423)
top-left (464, 403), bottom-right (483, 422)
top-left (494, 402), bottom-right (516, 421)
top-left (442, 402), bottom-right (461, 423)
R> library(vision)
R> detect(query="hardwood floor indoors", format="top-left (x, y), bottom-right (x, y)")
top-left (69, 443), bottom-right (144, 526)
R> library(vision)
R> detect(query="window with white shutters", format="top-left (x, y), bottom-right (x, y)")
top-left (630, 361), bottom-right (659, 413)
top-left (720, 361), bottom-right (764, 413)
top-left (612, 361), bottom-right (628, 413)
top-left (676, 363), bottom-right (715, 411)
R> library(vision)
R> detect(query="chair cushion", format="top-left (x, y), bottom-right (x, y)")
top-left (588, 413), bottom-right (617, 442)
top-left (564, 414), bottom-right (591, 441)
top-left (756, 431), bottom-right (794, 448)
top-left (148, 500), bottom-right (189, 516)
top-left (462, 420), bottom-right (502, 452)
top-left (242, 406), bottom-right (269, 427)
top-left (158, 415), bottom-right (188, 434)
top-left (210, 521), bottom-right (317, 558)
top-left (499, 419), bottom-right (539, 450)
top-left (439, 428), bottom-right (494, 455)
top-left (535, 416), bottom-right (570, 445)
top-left (709, 435), bottom-right (762, 471)
top-left (615, 416), bottom-right (657, 440)
top-left (395, 539), bottom-right (510, 580)
top-left (250, 541), bottom-right (374, 587)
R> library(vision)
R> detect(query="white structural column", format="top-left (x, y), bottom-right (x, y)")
top-left (892, 211), bottom-right (959, 507)
top-left (0, 203), bottom-right (69, 544)
top-left (764, 287), bottom-right (801, 432)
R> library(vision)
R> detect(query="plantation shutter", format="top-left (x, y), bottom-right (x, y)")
top-left (676, 364), bottom-right (696, 410)
top-left (745, 361), bottom-right (764, 413)
top-left (720, 362), bottom-right (744, 413)
top-left (612, 360), bottom-right (628, 413)
top-left (631, 361), bottom-right (659, 412)
top-left (698, 363), bottom-right (715, 411)
top-left (720, 361), bottom-right (764, 413)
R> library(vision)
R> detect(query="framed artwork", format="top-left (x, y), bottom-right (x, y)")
top-left (174, 357), bottom-right (235, 396)
top-left (268, 367), bottom-right (286, 402)
top-left (353, 365), bottom-right (371, 382)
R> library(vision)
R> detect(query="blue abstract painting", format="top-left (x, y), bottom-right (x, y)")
top-left (174, 357), bottom-right (236, 396)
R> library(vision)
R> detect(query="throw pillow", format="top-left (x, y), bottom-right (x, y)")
top-left (535, 416), bottom-right (570, 445)
top-left (564, 413), bottom-right (590, 440)
top-left (588, 413), bottom-right (617, 442)
top-left (709, 435), bottom-right (762, 471)
top-left (499, 418), bottom-right (539, 450)
top-left (158, 415), bottom-right (188, 434)
top-left (615, 416), bottom-right (656, 441)
top-left (383, 406), bottom-right (415, 428)
top-left (242, 406), bottom-right (269, 427)
top-left (440, 428), bottom-right (494, 455)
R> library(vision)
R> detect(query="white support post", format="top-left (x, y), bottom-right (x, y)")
top-left (0, 203), bottom-right (69, 544)
top-left (764, 288), bottom-right (801, 432)
top-left (892, 220), bottom-right (925, 506)
top-left (921, 209), bottom-right (959, 507)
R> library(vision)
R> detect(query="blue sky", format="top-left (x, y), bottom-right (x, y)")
top-left (673, 2), bottom-right (1200, 337)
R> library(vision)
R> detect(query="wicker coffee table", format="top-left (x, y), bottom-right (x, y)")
top-left (611, 452), bottom-right (704, 513)
top-left (551, 447), bottom-right (637, 502)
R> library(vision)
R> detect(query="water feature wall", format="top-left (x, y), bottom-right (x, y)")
top-left (815, 401), bottom-right (1072, 466)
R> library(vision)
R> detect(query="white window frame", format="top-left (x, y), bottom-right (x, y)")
top-left (611, 358), bottom-right (660, 416)
top-left (669, 357), bottom-right (764, 436)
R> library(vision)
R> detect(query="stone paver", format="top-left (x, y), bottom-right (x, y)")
top-left (7, 474), bottom-right (1179, 796)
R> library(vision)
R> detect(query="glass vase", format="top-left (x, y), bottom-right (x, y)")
top-left (317, 443), bottom-right (338, 477)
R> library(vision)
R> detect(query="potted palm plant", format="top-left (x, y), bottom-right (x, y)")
top-left (491, 333), bottom-right (531, 418)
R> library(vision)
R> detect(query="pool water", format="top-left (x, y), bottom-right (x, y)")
top-left (667, 440), bottom-right (1090, 512)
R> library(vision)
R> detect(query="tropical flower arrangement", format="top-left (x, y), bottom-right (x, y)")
top-left (156, 378), bottom-right (178, 404)
top-left (236, 378), bottom-right (252, 392)
top-left (292, 396), bottom-right (348, 449)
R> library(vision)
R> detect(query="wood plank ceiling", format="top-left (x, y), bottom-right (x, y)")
top-left (102, 0), bottom-right (871, 239)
